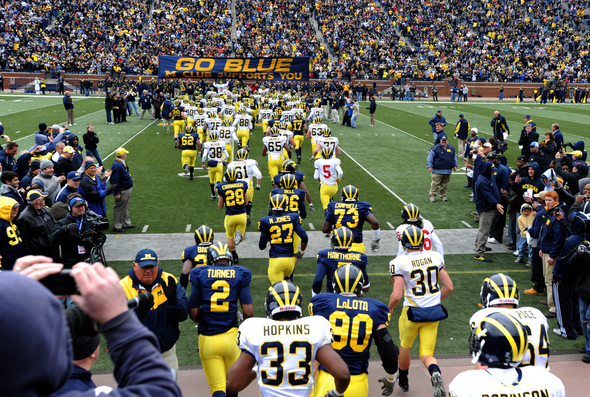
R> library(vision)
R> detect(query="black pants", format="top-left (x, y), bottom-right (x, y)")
top-left (554, 276), bottom-right (583, 338)
top-left (113, 108), bottom-right (121, 123)
top-left (531, 246), bottom-right (544, 291)
top-left (489, 197), bottom-right (507, 243)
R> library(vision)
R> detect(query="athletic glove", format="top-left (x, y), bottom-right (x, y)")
top-left (162, 277), bottom-right (178, 305)
top-left (106, 184), bottom-right (117, 194)
top-left (309, 203), bottom-right (314, 214)
top-left (66, 223), bottom-right (79, 234)
top-left (378, 375), bottom-right (395, 396)
top-left (295, 250), bottom-right (305, 259)
top-left (371, 239), bottom-right (380, 253)
top-left (324, 389), bottom-right (343, 397)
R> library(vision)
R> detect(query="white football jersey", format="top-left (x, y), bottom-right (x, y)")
top-left (233, 114), bottom-right (253, 130)
top-left (469, 307), bottom-right (550, 370)
top-left (308, 107), bottom-right (323, 120)
top-left (193, 114), bottom-right (207, 130)
top-left (281, 110), bottom-right (296, 123)
top-left (213, 82), bottom-right (228, 93)
top-left (259, 109), bottom-right (273, 122)
top-left (203, 107), bottom-right (218, 117)
top-left (449, 367), bottom-right (564, 397)
top-left (263, 136), bottom-right (287, 160)
top-left (213, 97), bottom-right (225, 107)
top-left (279, 129), bottom-right (293, 141)
top-left (314, 157), bottom-right (342, 185)
top-left (221, 104), bottom-right (236, 119)
top-left (389, 250), bottom-right (445, 308)
top-left (395, 220), bottom-right (444, 257)
top-left (184, 105), bottom-right (197, 120)
top-left (206, 117), bottom-right (222, 132)
top-left (229, 159), bottom-right (261, 188)
top-left (218, 126), bottom-right (238, 145)
top-left (202, 141), bottom-right (228, 162)
top-left (237, 316), bottom-right (333, 397)
top-left (315, 136), bottom-right (339, 153)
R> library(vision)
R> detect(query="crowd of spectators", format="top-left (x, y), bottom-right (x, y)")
top-left (2, 0), bottom-right (590, 82)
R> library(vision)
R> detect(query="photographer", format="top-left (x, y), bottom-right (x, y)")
top-left (3, 258), bottom-right (182, 397)
top-left (49, 195), bottom-right (104, 268)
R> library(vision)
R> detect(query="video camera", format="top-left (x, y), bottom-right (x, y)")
top-left (86, 210), bottom-right (109, 232)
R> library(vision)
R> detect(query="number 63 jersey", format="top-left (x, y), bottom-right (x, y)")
top-left (237, 316), bottom-right (333, 397)
top-left (389, 250), bottom-right (445, 308)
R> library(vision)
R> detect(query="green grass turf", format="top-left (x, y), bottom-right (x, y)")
top-left (1, 93), bottom-right (587, 369)
top-left (91, 254), bottom-right (584, 370)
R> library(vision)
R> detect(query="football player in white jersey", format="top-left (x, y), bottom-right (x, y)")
top-left (259, 106), bottom-right (274, 132)
top-left (221, 100), bottom-right (236, 120)
top-left (193, 108), bottom-right (208, 143)
top-left (470, 274), bottom-right (550, 370)
top-left (306, 117), bottom-right (328, 160)
top-left (262, 127), bottom-right (290, 180)
top-left (313, 127), bottom-right (341, 157)
top-left (205, 114), bottom-right (222, 135)
top-left (233, 109), bottom-right (253, 148)
top-left (226, 281), bottom-right (350, 397)
top-left (202, 131), bottom-right (229, 199)
top-left (314, 147), bottom-right (343, 211)
top-left (308, 100), bottom-right (324, 121)
top-left (213, 80), bottom-right (228, 93)
top-left (395, 203), bottom-right (444, 258)
top-left (229, 148), bottom-right (262, 227)
top-left (218, 118), bottom-right (239, 163)
top-left (184, 101), bottom-right (198, 127)
top-left (449, 312), bottom-right (565, 397)
top-left (388, 226), bottom-right (454, 397)
top-left (281, 109), bottom-right (296, 124)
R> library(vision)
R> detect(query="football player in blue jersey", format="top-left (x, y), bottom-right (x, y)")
top-left (258, 194), bottom-right (309, 284)
top-left (272, 159), bottom-right (314, 213)
top-left (171, 99), bottom-right (186, 147)
top-left (310, 264), bottom-right (399, 397)
top-left (323, 185), bottom-right (380, 253)
top-left (312, 226), bottom-right (369, 296)
top-left (217, 165), bottom-right (248, 264)
top-left (179, 225), bottom-right (214, 289)
top-left (189, 242), bottom-right (254, 397)
top-left (178, 124), bottom-right (201, 180)
top-left (291, 112), bottom-right (307, 164)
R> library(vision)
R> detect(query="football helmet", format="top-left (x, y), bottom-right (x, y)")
top-left (236, 148), bottom-right (249, 160)
top-left (207, 242), bottom-right (233, 266)
top-left (279, 121), bottom-right (290, 130)
top-left (280, 173), bottom-right (297, 189)
top-left (480, 273), bottom-right (519, 308)
top-left (469, 311), bottom-right (527, 368)
top-left (270, 194), bottom-right (288, 211)
top-left (194, 225), bottom-right (214, 245)
top-left (207, 110), bottom-right (217, 118)
top-left (295, 112), bottom-right (303, 120)
top-left (341, 185), bottom-right (358, 202)
top-left (401, 203), bottom-right (420, 222)
top-left (269, 126), bottom-right (280, 137)
top-left (322, 127), bottom-right (332, 137)
top-left (401, 226), bottom-right (423, 249)
top-left (196, 108), bottom-right (205, 115)
top-left (207, 99), bottom-right (214, 107)
top-left (222, 118), bottom-right (232, 127)
top-left (174, 99), bottom-right (181, 106)
top-left (239, 106), bottom-right (247, 114)
top-left (273, 111), bottom-right (280, 119)
top-left (331, 226), bottom-right (354, 249)
top-left (209, 131), bottom-right (220, 141)
top-left (333, 263), bottom-right (365, 297)
top-left (224, 165), bottom-right (239, 182)
top-left (185, 125), bottom-right (195, 134)
top-left (265, 280), bottom-right (302, 319)
top-left (321, 147), bottom-right (334, 159)
top-left (313, 116), bottom-right (322, 124)
top-left (282, 159), bottom-right (297, 173)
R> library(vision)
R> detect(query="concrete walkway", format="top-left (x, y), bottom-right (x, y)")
top-left (92, 354), bottom-right (589, 396)
top-left (103, 228), bottom-right (514, 262)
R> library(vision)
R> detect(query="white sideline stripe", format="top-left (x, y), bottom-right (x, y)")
top-left (142, 225), bottom-right (149, 233)
top-left (358, 112), bottom-right (432, 145)
top-left (386, 222), bottom-right (395, 229)
top-left (14, 108), bottom-right (105, 142)
top-left (0, 96), bottom-right (93, 118)
top-left (186, 224), bottom-right (191, 232)
top-left (339, 147), bottom-right (407, 206)
top-left (461, 221), bottom-right (472, 228)
top-left (103, 120), bottom-right (156, 160)
top-left (308, 223), bottom-right (315, 230)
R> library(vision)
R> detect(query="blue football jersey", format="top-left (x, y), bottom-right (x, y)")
top-left (314, 249), bottom-right (369, 293)
top-left (216, 181), bottom-right (248, 215)
top-left (325, 201), bottom-right (373, 243)
top-left (181, 244), bottom-right (209, 268)
top-left (269, 188), bottom-right (307, 218)
top-left (272, 171), bottom-right (305, 187)
top-left (258, 213), bottom-right (307, 258)
top-left (179, 132), bottom-right (199, 150)
top-left (188, 264), bottom-right (252, 336)
top-left (309, 293), bottom-right (390, 375)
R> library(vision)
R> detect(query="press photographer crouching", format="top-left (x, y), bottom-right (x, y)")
top-left (49, 195), bottom-right (106, 268)
top-left (1, 256), bottom-right (181, 397)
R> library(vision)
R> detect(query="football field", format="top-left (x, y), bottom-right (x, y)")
top-left (1, 93), bottom-right (587, 368)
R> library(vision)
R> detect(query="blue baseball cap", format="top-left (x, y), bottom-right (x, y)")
top-left (67, 171), bottom-right (82, 180)
top-left (135, 249), bottom-right (158, 267)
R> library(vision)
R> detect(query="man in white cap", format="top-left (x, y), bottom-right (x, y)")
top-left (111, 148), bottom-right (135, 233)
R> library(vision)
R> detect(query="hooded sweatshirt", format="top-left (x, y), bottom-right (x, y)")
top-left (512, 161), bottom-right (543, 211)
top-left (0, 196), bottom-right (23, 269)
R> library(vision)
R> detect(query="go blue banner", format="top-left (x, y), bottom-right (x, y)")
top-left (158, 56), bottom-right (310, 81)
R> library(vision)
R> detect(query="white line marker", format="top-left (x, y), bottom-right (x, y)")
top-left (104, 120), bottom-right (156, 160)
top-left (461, 221), bottom-right (472, 228)
top-left (142, 225), bottom-right (149, 233)
top-left (358, 113), bottom-right (432, 145)
top-left (309, 223), bottom-right (315, 230)
top-left (387, 222), bottom-right (395, 229)
top-left (186, 224), bottom-right (191, 232)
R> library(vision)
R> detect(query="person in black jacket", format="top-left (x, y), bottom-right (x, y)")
top-left (82, 125), bottom-right (102, 167)
top-left (49, 194), bottom-right (103, 268)
top-left (139, 90), bottom-right (154, 120)
top-left (367, 96), bottom-right (376, 126)
top-left (518, 123), bottom-right (539, 158)
top-left (105, 92), bottom-right (114, 124)
top-left (55, 146), bottom-right (78, 183)
top-left (474, 161), bottom-right (504, 262)
top-left (15, 189), bottom-right (57, 259)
